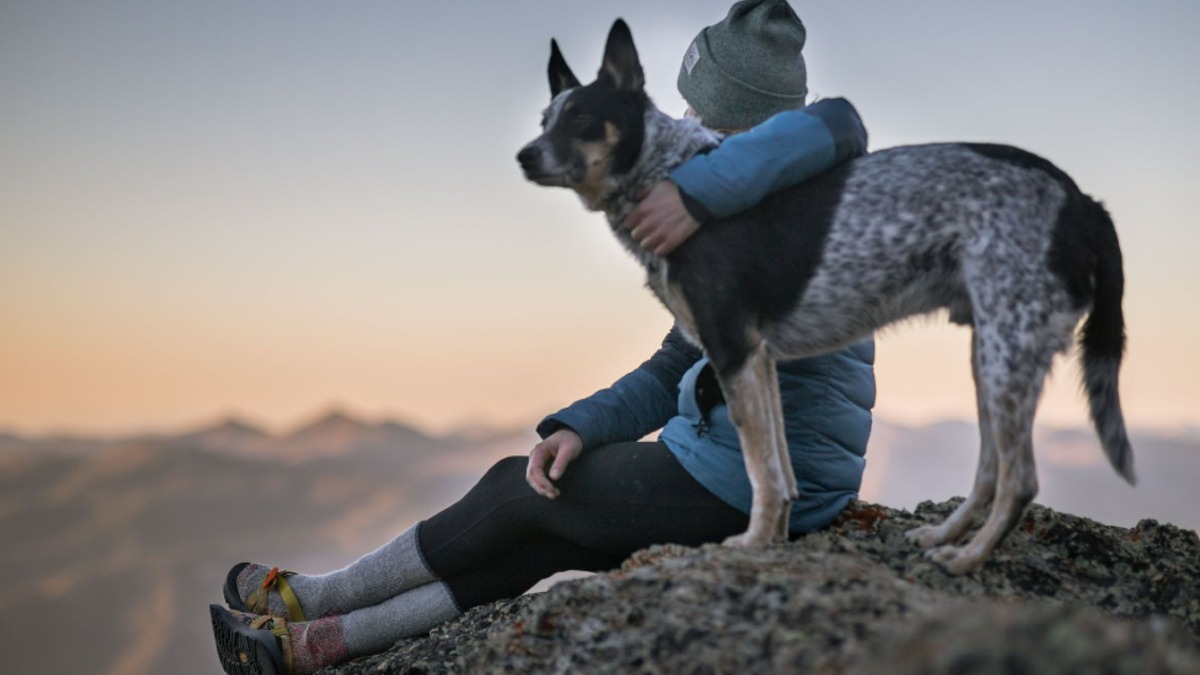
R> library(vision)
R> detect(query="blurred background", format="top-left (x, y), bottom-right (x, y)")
top-left (2, 1), bottom-right (1197, 673)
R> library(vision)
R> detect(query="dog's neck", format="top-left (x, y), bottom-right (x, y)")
top-left (600, 106), bottom-right (720, 267)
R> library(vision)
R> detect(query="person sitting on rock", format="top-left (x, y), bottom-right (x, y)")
top-left (210, 2), bottom-right (875, 672)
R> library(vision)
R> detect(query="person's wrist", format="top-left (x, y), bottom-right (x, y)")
top-left (677, 188), bottom-right (712, 225)
top-left (554, 427), bottom-right (581, 444)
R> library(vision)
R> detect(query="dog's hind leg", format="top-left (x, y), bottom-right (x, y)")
top-left (906, 332), bottom-right (998, 549)
top-left (927, 322), bottom-right (1049, 574)
top-left (717, 341), bottom-right (795, 548)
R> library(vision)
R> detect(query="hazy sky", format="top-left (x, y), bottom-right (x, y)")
top-left (2, 1), bottom-right (1198, 436)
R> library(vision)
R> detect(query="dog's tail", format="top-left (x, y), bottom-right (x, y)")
top-left (1079, 198), bottom-right (1135, 484)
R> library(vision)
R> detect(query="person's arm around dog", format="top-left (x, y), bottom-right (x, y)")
top-left (627, 98), bottom-right (868, 255)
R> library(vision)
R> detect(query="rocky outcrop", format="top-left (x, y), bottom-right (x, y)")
top-left (321, 499), bottom-right (1200, 674)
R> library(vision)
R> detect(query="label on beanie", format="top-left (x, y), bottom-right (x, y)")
top-left (683, 41), bottom-right (701, 75)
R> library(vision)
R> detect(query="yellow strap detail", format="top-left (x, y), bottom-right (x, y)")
top-left (245, 586), bottom-right (270, 615)
top-left (246, 567), bottom-right (306, 622)
top-left (249, 615), bottom-right (277, 630)
top-left (273, 574), bottom-right (306, 623)
top-left (279, 632), bottom-right (293, 674)
top-left (249, 615), bottom-right (294, 674)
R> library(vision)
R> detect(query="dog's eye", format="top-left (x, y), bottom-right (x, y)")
top-left (572, 113), bottom-right (597, 134)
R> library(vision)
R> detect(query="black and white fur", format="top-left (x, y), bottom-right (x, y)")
top-left (517, 20), bottom-right (1134, 573)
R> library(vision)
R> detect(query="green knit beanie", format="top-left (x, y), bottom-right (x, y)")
top-left (677, 0), bottom-right (808, 130)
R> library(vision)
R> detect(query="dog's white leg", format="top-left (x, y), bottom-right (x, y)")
top-left (928, 416), bottom-right (1037, 574)
top-left (906, 332), bottom-right (998, 548)
top-left (927, 326), bottom-right (1047, 574)
top-left (761, 354), bottom-right (796, 540)
top-left (720, 343), bottom-right (793, 549)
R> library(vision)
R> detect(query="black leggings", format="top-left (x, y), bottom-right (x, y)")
top-left (418, 441), bottom-right (749, 610)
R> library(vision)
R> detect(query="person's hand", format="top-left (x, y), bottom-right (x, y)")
top-left (526, 428), bottom-right (584, 499)
top-left (625, 180), bottom-right (700, 256)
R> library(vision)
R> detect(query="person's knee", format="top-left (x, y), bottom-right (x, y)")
top-left (479, 455), bottom-right (530, 493)
top-left (462, 455), bottom-right (548, 533)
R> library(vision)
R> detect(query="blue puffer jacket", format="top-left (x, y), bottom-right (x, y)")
top-left (538, 99), bottom-right (876, 534)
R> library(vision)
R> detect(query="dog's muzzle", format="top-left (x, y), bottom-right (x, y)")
top-left (516, 144), bottom-right (541, 175)
top-left (517, 144), bottom-right (550, 182)
top-left (517, 142), bottom-right (570, 187)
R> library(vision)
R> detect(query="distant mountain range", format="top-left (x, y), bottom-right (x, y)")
top-left (0, 409), bottom-right (452, 460)
top-left (0, 410), bottom-right (1195, 675)
top-left (0, 410), bottom-right (537, 675)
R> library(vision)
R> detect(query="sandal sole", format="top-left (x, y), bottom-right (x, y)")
top-left (210, 604), bottom-right (285, 675)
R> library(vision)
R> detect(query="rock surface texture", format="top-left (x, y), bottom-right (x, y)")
top-left (318, 500), bottom-right (1200, 674)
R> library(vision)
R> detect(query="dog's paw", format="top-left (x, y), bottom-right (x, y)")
top-left (904, 524), bottom-right (948, 549)
top-left (722, 533), bottom-right (748, 547)
top-left (925, 545), bottom-right (983, 575)
top-left (722, 532), bottom-right (768, 549)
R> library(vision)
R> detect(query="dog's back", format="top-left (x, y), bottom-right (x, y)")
top-left (669, 141), bottom-right (1132, 480)
top-left (675, 144), bottom-right (1075, 348)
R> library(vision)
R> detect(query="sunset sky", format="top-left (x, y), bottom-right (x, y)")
top-left (2, 0), bottom-right (1198, 437)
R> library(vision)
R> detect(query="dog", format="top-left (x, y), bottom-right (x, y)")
top-left (517, 19), bottom-right (1134, 574)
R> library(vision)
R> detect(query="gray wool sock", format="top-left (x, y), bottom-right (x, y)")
top-left (237, 523), bottom-right (438, 618)
top-left (341, 581), bottom-right (461, 657)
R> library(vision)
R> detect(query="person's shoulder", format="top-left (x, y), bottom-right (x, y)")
top-left (799, 98), bottom-right (868, 157)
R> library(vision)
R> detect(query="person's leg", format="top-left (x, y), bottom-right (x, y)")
top-left (227, 442), bottom-right (746, 618)
top-left (215, 442), bottom-right (747, 672)
top-left (230, 524), bottom-right (435, 619)
top-left (213, 581), bottom-right (459, 675)
top-left (420, 442), bottom-right (749, 605)
top-left (263, 539), bottom-right (632, 672)
top-left (444, 536), bottom-right (626, 609)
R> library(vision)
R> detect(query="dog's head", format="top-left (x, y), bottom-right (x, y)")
top-left (516, 19), bottom-right (649, 210)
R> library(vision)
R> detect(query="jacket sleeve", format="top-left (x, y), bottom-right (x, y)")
top-left (536, 325), bottom-right (701, 450)
top-left (668, 97), bottom-right (868, 222)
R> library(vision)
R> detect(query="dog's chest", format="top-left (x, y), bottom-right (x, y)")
top-left (646, 262), bottom-right (702, 345)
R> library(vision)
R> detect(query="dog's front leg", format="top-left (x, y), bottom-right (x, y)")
top-left (718, 343), bottom-right (795, 548)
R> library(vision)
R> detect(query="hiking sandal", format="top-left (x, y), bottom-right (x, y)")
top-left (210, 604), bottom-right (293, 675)
top-left (224, 562), bottom-right (307, 622)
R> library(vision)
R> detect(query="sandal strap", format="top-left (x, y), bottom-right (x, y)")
top-left (250, 614), bottom-right (294, 674)
top-left (245, 567), bottom-right (307, 623)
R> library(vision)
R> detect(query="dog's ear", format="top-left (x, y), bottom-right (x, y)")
top-left (548, 39), bottom-right (581, 98)
top-left (598, 19), bottom-right (644, 92)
